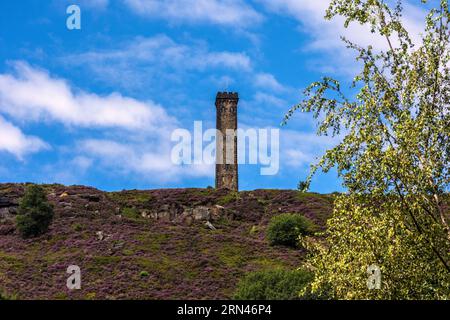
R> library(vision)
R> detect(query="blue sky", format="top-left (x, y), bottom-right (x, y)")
top-left (0, 0), bottom-right (425, 192)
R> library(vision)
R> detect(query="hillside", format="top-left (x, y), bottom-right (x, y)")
top-left (0, 183), bottom-right (333, 300)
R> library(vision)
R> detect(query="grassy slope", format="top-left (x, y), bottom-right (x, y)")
top-left (0, 184), bottom-right (333, 300)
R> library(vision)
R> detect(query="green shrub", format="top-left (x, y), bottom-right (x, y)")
top-left (0, 289), bottom-right (17, 300)
top-left (249, 225), bottom-right (261, 235)
top-left (121, 207), bottom-right (141, 219)
top-left (233, 268), bottom-right (314, 300)
top-left (217, 192), bottom-right (240, 206)
top-left (139, 270), bottom-right (149, 278)
top-left (16, 185), bottom-right (54, 239)
top-left (297, 180), bottom-right (309, 192)
top-left (85, 292), bottom-right (96, 300)
top-left (266, 213), bottom-right (315, 248)
top-left (72, 223), bottom-right (83, 232)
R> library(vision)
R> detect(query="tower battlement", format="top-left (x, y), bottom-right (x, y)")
top-left (215, 92), bottom-right (239, 101)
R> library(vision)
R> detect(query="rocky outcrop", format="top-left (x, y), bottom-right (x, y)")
top-left (139, 204), bottom-right (226, 224)
top-left (0, 196), bottom-right (18, 223)
top-left (0, 197), bottom-right (17, 208)
top-left (0, 184), bottom-right (335, 229)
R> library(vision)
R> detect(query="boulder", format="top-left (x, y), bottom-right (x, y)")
top-left (205, 221), bottom-right (216, 230)
top-left (211, 205), bottom-right (225, 220)
top-left (192, 206), bottom-right (211, 221)
top-left (157, 211), bottom-right (172, 221)
top-left (96, 231), bottom-right (104, 241)
top-left (79, 194), bottom-right (101, 202)
top-left (0, 207), bottom-right (17, 222)
top-left (0, 197), bottom-right (16, 208)
top-left (0, 224), bottom-right (15, 235)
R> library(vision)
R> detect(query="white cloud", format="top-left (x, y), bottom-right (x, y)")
top-left (123, 0), bottom-right (262, 27)
top-left (71, 156), bottom-right (93, 171)
top-left (0, 61), bottom-right (213, 182)
top-left (81, 140), bottom-right (131, 158)
top-left (0, 61), bottom-right (175, 131)
top-left (79, 139), bottom-right (214, 182)
top-left (202, 51), bottom-right (252, 70)
top-left (65, 35), bottom-right (252, 88)
top-left (260, 0), bottom-right (425, 49)
top-left (253, 92), bottom-right (286, 108)
top-left (0, 115), bottom-right (48, 159)
top-left (71, 35), bottom-right (251, 70)
top-left (280, 129), bottom-right (341, 168)
top-left (258, 0), bottom-right (426, 75)
top-left (254, 73), bottom-right (287, 92)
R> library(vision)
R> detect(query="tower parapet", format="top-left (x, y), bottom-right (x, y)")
top-left (216, 92), bottom-right (239, 100)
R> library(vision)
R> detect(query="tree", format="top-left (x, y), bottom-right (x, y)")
top-left (233, 268), bottom-right (315, 300)
top-left (285, 0), bottom-right (450, 299)
top-left (297, 180), bottom-right (309, 192)
top-left (267, 213), bottom-right (316, 248)
top-left (16, 185), bottom-right (54, 238)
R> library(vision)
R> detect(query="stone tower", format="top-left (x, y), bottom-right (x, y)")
top-left (215, 92), bottom-right (238, 191)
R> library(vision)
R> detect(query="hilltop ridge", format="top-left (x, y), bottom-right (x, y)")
top-left (0, 183), bottom-right (333, 299)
